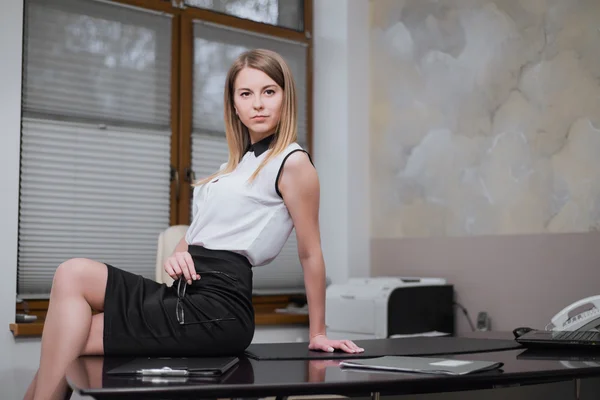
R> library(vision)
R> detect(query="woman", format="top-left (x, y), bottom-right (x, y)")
top-left (26, 48), bottom-right (363, 400)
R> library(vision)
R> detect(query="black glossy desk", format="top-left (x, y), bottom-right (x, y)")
top-left (66, 333), bottom-right (600, 400)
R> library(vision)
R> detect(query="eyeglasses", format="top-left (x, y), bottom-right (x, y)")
top-left (175, 278), bottom-right (188, 325)
top-left (175, 278), bottom-right (236, 326)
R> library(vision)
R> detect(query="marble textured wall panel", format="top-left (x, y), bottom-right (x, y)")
top-left (371, 0), bottom-right (600, 238)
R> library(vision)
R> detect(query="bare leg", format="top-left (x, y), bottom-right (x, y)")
top-left (32, 258), bottom-right (108, 400)
top-left (24, 310), bottom-right (105, 399)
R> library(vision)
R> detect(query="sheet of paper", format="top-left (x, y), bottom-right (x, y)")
top-left (429, 360), bottom-right (473, 367)
top-left (389, 331), bottom-right (450, 339)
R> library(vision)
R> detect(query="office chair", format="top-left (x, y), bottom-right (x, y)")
top-left (155, 224), bottom-right (189, 287)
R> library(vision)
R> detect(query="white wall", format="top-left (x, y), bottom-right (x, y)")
top-left (0, 0), bottom-right (370, 398)
top-left (313, 0), bottom-right (371, 284)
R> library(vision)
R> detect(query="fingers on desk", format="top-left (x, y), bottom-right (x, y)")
top-left (338, 340), bottom-right (364, 353)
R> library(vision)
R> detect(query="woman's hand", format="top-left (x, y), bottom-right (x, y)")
top-left (164, 251), bottom-right (199, 284)
top-left (308, 334), bottom-right (364, 354)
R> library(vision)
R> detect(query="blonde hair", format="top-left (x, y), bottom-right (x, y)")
top-left (193, 48), bottom-right (298, 186)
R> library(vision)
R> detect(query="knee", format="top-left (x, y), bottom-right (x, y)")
top-left (52, 258), bottom-right (92, 294)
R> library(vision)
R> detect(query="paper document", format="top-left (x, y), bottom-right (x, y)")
top-left (275, 304), bottom-right (309, 315)
top-left (339, 356), bottom-right (503, 376)
top-left (389, 331), bottom-right (450, 339)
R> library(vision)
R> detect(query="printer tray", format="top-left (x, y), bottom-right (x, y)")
top-left (245, 337), bottom-right (522, 360)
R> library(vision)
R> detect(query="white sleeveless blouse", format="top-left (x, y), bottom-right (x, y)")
top-left (185, 136), bottom-right (310, 267)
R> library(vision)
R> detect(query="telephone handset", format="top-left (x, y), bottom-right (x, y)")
top-left (545, 295), bottom-right (600, 332)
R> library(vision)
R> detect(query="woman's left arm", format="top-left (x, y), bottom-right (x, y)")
top-left (278, 151), bottom-right (364, 354)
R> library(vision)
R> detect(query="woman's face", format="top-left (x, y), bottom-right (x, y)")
top-left (233, 67), bottom-right (283, 139)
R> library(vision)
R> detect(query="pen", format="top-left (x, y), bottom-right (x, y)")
top-left (137, 367), bottom-right (189, 376)
top-left (139, 376), bottom-right (189, 384)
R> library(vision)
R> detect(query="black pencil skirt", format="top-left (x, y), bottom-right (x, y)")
top-left (102, 245), bottom-right (255, 357)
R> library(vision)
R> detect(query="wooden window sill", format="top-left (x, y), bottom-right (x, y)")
top-left (11, 295), bottom-right (308, 338)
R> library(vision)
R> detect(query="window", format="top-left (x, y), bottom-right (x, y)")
top-left (189, 20), bottom-right (309, 294)
top-left (18, 0), bottom-right (173, 295)
top-left (185, 0), bottom-right (304, 31)
top-left (17, 0), bottom-right (312, 299)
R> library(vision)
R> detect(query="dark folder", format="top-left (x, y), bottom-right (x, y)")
top-left (106, 356), bottom-right (239, 377)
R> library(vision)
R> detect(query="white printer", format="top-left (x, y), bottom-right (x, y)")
top-left (325, 277), bottom-right (454, 340)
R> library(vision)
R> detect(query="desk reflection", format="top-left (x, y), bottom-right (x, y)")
top-left (517, 348), bottom-right (600, 369)
top-left (67, 355), bottom-right (256, 390)
top-left (65, 347), bottom-right (600, 400)
top-left (306, 358), bottom-right (437, 384)
top-left (68, 355), bottom-right (390, 391)
top-left (307, 359), bottom-right (343, 382)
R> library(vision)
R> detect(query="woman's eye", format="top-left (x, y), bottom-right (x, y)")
top-left (265, 89), bottom-right (275, 95)
top-left (240, 92), bottom-right (250, 97)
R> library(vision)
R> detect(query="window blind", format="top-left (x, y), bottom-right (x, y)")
top-left (190, 20), bottom-right (308, 294)
top-left (23, 0), bottom-right (172, 128)
top-left (18, 0), bottom-right (173, 296)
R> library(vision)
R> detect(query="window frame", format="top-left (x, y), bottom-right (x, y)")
top-left (177, 0), bottom-right (313, 223)
top-left (12, 0), bottom-right (313, 336)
